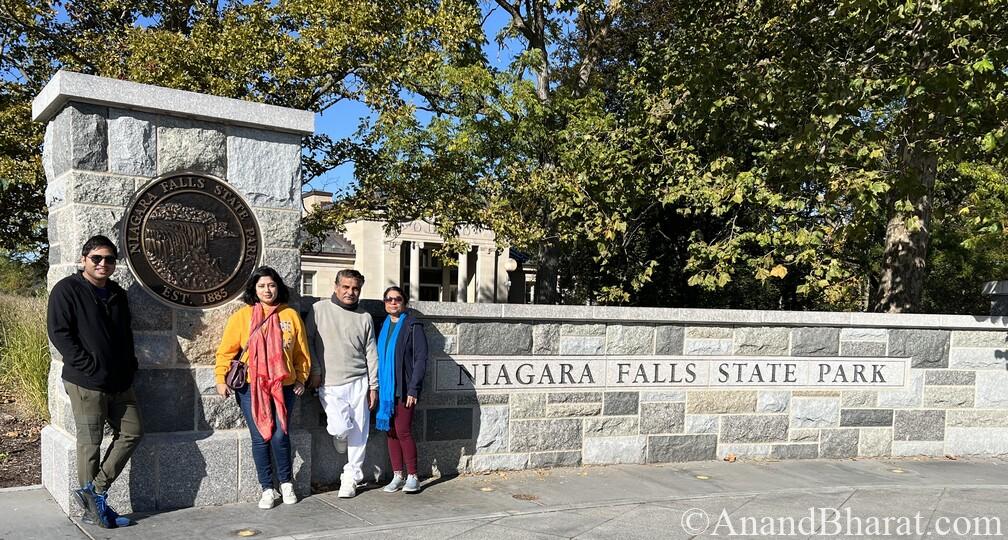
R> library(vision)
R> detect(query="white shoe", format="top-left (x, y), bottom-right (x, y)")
top-left (258, 488), bottom-right (280, 509)
top-left (337, 474), bottom-right (357, 498)
top-left (280, 482), bottom-right (297, 505)
top-left (334, 436), bottom-right (348, 454)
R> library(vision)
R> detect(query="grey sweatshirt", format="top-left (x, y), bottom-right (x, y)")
top-left (306, 296), bottom-right (378, 389)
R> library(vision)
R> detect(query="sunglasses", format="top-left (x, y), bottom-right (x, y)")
top-left (384, 296), bottom-right (404, 304)
top-left (87, 255), bottom-right (117, 265)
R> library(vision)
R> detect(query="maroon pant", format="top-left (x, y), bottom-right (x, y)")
top-left (387, 400), bottom-right (417, 475)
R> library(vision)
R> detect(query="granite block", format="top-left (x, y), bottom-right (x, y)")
top-left (770, 443), bottom-right (819, 460)
top-left (582, 436), bottom-right (646, 464)
top-left (720, 414), bottom-right (789, 443)
top-left (791, 327), bottom-right (840, 356)
top-left (107, 108), bottom-right (156, 176)
top-left (510, 419), bottom-right (581, 452)
top-left (530, 451), bottom-right (582, 468)
top-left (923, 386), bottom-right (974, 408)
top-left (756, 391), bottom-right (790, 413)
top-left (157, 116), bottom-right (226, 177)
top-left (924, 370), bottom-right (975, 386)
top-left (893, 410), bottom-right (945, 441)
top-left (533, 323), bottom-right (559, 355)
top-left (584, 416), bottom-right (639, 437)
top-left (603, 392), bottom-right (639, 415)
top-left (839, 409), bottom-right (894, 427)
top-left (790, 397), bottom-right (840, 428)
top-left (858, 428), bottom-right (893, 457)
top-left (473, 405), bottom-right (508, 455)
top-left (458, 322), bottom-right (532, 355)
top-left (639, 402), bottom-right (685, 434)
top-left (733, 327), bottom-right (789, 355)
top-left (606, 324), bottom-right (655, 355)
top-left (889, 329), bottom-right (950, 368)
top-left (133, 368), bottom-right (197, 433)
top-left (647, 434), bottom-right (717, 463)
top-left (157, 434), bottom-right (238, 509)
top-left (426, 408), bottom-right (474, 441)
top-left (819, 428), bottom-right (859, 458)
top-left (655, 325), bottom-right (685, 355)
top-left (687, 391), bottom-right (757, 414)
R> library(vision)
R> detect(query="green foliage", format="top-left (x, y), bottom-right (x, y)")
top-left (0, 253), bottom-right (46, 295)
top-left (0, 294), bottom-right (50, 421)
top-left (2, 0), bottom-right (1006, 312)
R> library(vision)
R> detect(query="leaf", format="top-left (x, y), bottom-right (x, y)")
top-left (972, 57), bottom-right (994, 73)
top-left (769, 264), bottom-right (788, 279)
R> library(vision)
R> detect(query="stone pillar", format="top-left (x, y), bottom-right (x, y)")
top-left (475, 246), bottom-right (497, 303)
top-left (409, 241), bottom-right (423, 302)
top-left (382, 240), bottom-right (403, 294)
top-left (497, 253), bottom-right (512, 303)
top-left (982, 281), bottom-right (1008, 316)
top-left (457, 249), bottom-right (469, 302)
top-left (33, 71), bottom-right (333, 514)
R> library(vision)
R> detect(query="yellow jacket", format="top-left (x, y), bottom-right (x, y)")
top-left (214, 304), bottom-right (311, 386)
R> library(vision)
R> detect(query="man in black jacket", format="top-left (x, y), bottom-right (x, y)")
top-left (47, 235), bottom-right (142, 528)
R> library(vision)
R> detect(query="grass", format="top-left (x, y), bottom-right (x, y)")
top-left (0, 294), bottom-right (50, 421)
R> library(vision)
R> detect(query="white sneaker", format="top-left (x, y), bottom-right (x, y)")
top-left (258, 488), bottom-right (280, 509)
top-left (337, 474), bottom-right (357, 498)
top-left (334, 436), bottom-right (348, 454)
top-left (280, 482), bottom-right (297, 505)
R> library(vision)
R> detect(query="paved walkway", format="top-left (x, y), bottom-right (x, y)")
top-left (4, 458), bottom-right (1008, 539)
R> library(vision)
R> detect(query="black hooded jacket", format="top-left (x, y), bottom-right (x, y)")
top-left (47, 272), bottom-right (138, 392)
top-left (390, 309), bottom-right (428, 399)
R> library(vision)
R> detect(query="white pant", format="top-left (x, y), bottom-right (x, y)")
top-left (318, 376), bottom-right (369, 483)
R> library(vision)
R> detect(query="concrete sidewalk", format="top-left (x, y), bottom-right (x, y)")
top-left (6, 458), bottom-right (1008, 539)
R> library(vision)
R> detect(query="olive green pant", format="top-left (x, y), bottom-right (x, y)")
top-left (65, 382), bottom-right (144, 493)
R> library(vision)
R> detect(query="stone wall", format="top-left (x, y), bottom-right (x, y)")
top-left (36, 72), bottom-right (313, 515)
top-left (399, 303), bottom-right (1008, 473)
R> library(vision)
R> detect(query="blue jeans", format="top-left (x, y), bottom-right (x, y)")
top-left (235, 385), bottom-right (295, 489)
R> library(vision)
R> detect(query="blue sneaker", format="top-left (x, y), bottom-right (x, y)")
top-left (73, 484), bottom-right (98, 524)
top-left (93, 491), bottom-right (134, 528)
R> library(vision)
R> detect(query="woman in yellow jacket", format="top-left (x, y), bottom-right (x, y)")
top-left (215, 266), bottom-right (310, 510)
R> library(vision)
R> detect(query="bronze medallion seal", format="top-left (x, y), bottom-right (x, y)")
top-left (123, 171), bottom-right (261, 308)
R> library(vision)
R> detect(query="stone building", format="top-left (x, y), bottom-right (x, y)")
top-left (300, 190), bottom-right (536, 303)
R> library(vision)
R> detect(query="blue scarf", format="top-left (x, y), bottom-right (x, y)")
top-left (376, 313), bottom-right (407, 431)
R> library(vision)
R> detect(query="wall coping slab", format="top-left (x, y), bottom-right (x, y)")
top-left (33, 71), bottom-right (314, 135)
top-left (415, 302), bottom-right (1008, 330)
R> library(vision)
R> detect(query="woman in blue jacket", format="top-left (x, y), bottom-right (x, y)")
top-left (374, 286), bottom-right (428, 494)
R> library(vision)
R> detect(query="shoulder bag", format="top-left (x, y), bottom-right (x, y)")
top-left (225, 311), bottom-right (277, 391)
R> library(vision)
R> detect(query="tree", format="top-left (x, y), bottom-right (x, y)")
top-left (0, 0), bottom-right (479, 259)
top-left (320, 0), bottom-right (626, 304)
top-left (570, 0), bottom-right (1008, 311)
top-left (3, 0), bottom-right (1006, 312)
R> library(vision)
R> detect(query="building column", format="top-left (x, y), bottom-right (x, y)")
top-left (382, 240), bottom-right (402, 297)
top-left (476, 245), bottom-right (497, 303)
top-left (457, 249), bottom-right (469, 302)
top-left (409, 241), bottom-right (423, 302)
top-left (497, 252), bottom-right (512, 303)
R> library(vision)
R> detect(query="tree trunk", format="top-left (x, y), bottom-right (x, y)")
top-left (873, 147), bottom-right (937, 313)
top-left (534, 238), bottom-right (561, 304)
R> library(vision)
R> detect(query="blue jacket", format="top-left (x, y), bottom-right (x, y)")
top-left (390, 309), bottom-right (428, 399)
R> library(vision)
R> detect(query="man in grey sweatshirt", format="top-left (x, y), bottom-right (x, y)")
top-left (306, 269), bottom-right (378, 498)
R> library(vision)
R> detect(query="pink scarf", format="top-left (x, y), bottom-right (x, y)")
top-left (247, 304), bottom-right (290, 441)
